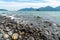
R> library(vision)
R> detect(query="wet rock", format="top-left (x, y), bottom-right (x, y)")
top-left (19, 31), bottom-right (25, 35)
top-left (43, 21), bottom-right (52, 27)
top-left (12, 33), bottom-right (18, 40)
top-left (36, 16), bottom-right (41, 18)
top-left (3, 34), bottom-right (9, 39)
top-left (0, 15), bottom-right (59, 40)
top-left (27, 37), bottom-right (34, 40)
top-left (5, 27), bottom-right (11, 32)
top-left (0, 33), bottom-right (3, 38)
top-left (6, 39), bottom-right (10, 40)
top-left (8, 30), bottom-right (13, 36)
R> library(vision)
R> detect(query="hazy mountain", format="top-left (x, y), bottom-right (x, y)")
top-left (0, 9), bottom-right (8, 11)
top-left (36, 6), bottom-right (56, 11)
top-left (18, 6), bottom-right (60, 11)
top-left (55, 6), bottom-right (60, 11)
top-left (18, 8), bottom-right (36, 11)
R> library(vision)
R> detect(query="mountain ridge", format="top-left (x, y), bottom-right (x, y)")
top-left (1, 6), bottom-right (60, 11)
top-left (18, 6), bottom-right (60, 11)
top-left (0, 9), bottom-right (8, 11)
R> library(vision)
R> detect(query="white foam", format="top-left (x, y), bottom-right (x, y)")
top-left (9, 16), bottom-right (14, 19)
top-left (52, 23), bottom-right (57, 26)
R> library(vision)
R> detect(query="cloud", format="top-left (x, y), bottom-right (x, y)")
top-left (0, 1), bottom-right (48, 11)
top-left (44, 0), bottom-right (60, 7)
top-left (0, 0), bottom-right (60, 11)
top-left (0, 0), bottom-right (45, 2)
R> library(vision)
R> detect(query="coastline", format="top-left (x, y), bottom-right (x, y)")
top-left (0, 15), bottom-right (59, 40)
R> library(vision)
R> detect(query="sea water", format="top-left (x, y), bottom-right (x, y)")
top-left (0, 11), bottom-right (60, 24)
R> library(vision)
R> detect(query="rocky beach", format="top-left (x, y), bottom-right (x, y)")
top-left (0, 14), bottom-right (59, 40)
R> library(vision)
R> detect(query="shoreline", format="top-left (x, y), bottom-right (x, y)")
top-left (0, 15), bottom-right (59, 40)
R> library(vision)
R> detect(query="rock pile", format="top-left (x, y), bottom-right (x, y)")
top-left (0, 15), bottom-right (59, 40)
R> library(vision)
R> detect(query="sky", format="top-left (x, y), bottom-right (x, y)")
top-left (0, 0), bottom-right (60, 11)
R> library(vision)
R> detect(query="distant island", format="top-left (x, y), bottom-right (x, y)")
top-left (18, 8), bottom-right (36, 11)
top-left (18, 6), bottom-right (60, 11)
top-left (0, 9), bottom-right (8, 11)
top-left (1, 6), bottom-right (60, 11)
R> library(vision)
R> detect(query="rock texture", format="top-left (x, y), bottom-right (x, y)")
top-left (0, 15), bottom-right (59, 40)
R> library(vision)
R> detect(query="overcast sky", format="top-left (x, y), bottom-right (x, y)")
top-left (0, 0), bottom-right (60, 11)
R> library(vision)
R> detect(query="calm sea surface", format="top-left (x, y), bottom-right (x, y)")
top-left (0, 11), bottom-right (60, 24)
